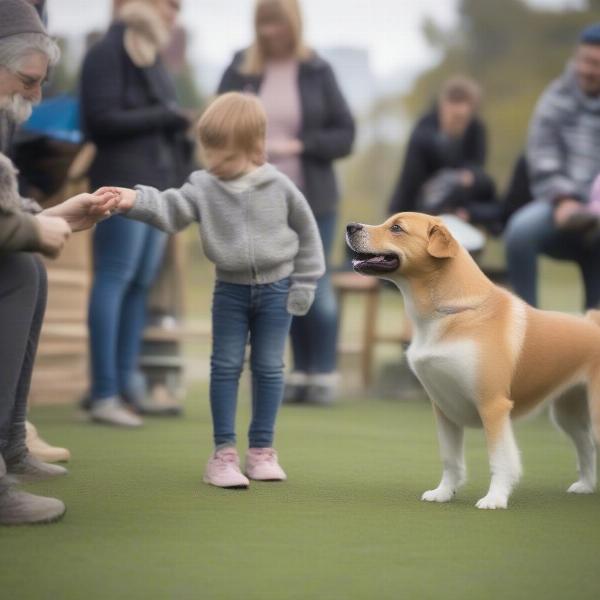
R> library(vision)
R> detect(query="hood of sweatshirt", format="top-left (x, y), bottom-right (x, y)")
top-left (211, 163), bottom-right (282, 194)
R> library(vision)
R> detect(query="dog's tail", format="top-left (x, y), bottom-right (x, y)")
top-left (585, 310), bottom-right (600, 443)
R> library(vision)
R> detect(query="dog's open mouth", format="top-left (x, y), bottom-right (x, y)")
top-left (351, 252), bottom-right (400, 274)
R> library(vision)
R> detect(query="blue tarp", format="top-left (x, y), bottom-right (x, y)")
top-left (21, 95), bottom-right (82, 144)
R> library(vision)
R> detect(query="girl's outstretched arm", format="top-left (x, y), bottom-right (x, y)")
top-left (96, 181), bottom-right (201, 234)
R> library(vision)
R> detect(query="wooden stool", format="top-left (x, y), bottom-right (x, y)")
top-left (333, 272), bottom-right (410, 389)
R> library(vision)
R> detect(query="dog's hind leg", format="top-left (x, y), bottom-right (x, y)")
top-left (477, 397), bottom-right (522, 510)
top-left (550, 385), bottom-right (596, 494)
top-left (421, 404), bottom-right (466, 503)
top-left (590, 371), bottom-right (600, 446)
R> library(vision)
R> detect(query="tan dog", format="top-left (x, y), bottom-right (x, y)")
top-left (346, 212), bottom-right (600, 509)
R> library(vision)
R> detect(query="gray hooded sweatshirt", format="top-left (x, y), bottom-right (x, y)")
top-left (127, 163), bottom-right (326, 315)
top-left (527, 64), bottom-right (600, 204)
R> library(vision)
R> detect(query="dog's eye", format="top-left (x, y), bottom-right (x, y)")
top-left (390, 224), bottom-right (403, 234)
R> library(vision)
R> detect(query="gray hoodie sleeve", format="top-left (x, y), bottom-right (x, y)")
top-left (286, 185), bottom-right (326, 316)
top-left (527, 88), bottom-right (579, 204)
top-left (126, 180), bottom-right (202, 233)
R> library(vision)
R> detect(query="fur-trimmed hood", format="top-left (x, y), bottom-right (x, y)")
top-left (0, 153), bottom-right (21, 213)
top-left (118, 1), bottom-right (171, 67)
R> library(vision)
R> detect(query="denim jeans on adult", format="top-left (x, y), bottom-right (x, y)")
top-left (505, 200), bottom-right (600, 309)
top-left (0, 253), bottom-right (46, 462)
top-left (210, 278), bottom-right (292, 448)
top-left (290, 212), bottom-right (339, 374)
top-left (88, 216), bottom-right (167, 402)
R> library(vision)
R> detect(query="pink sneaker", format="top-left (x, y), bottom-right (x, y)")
top-left (203, 447), bottom-right (249, 489)
top-left (245, 448), bottom-right (287, 481)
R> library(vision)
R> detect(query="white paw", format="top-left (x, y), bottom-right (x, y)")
top-left (476, 493), bottom-right (508, 510)
top-left (421, 487), bottom-right (454, 503)
top-left (567, 481), bottom-right (595, 494)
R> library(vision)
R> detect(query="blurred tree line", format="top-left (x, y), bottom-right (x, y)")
top-left (339, 0), bottom-right (600, 228)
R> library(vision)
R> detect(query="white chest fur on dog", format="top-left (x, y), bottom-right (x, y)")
top-left (407, 327), bottom-right (483, 428)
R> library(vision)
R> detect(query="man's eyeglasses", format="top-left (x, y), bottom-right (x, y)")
top-left (14, 70), bottom-right (50, 91)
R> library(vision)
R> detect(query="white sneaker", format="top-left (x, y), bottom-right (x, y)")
top-left (90, 397), bottom-right (143, 428)
top-left (305, 372), bottom-right (340, 405)
top-left (283, 371), bottom-right (309, 404)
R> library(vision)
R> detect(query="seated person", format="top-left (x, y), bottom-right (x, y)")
top-left (504, 22), bottom-right (600, 309)
top-left (388, 76), bottom-right (502, 234)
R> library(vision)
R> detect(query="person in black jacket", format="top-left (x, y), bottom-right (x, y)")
top-left (80, 0), bottom-right (191, 427)
top-left (218, 0), bottom-right (355, 405)
top-left (388, 76), bottom-right (501, 232)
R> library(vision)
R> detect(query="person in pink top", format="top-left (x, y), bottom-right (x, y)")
top-left (218, 0), bottom-right (355, 405)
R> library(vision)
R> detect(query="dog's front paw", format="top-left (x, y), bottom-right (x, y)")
top-left (421, 487), bottom-right (454, 503)
top-left (567, 480), bottom-right (596, 494)
top-left (475, 493), bottom-right (508, 510)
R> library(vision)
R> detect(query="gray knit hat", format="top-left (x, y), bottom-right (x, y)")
top-left (0, 0), bottom-right (47, 40)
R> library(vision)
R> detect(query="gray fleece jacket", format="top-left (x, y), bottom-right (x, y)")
top-left (127, 163), bottom-right (326, 315)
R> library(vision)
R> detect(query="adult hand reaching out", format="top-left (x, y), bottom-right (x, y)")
top-left (42, 190), bottom-right (120, 232)
top-left (35, 215), bottom-right (71, 259)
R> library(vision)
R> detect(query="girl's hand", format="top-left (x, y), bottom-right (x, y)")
top-left (94, 187), bottom-right (137, 213)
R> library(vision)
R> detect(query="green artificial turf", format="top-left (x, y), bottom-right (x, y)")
top-left (2, 390), bottom-right (599, 600)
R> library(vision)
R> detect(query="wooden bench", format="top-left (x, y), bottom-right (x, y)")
top-left (332, 272), bottom-right (407, 389)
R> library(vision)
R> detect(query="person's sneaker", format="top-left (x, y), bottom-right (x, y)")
top-left (89, 397), bottom-right (143, 428)
top-left (245, 448), bottom-right (287, 481)
top-left (203, 447), bottom-right (249, 489)
top-left (26, 421), bottom-right (71, 463)
top-left (6, 454), bottom-right (68, 483)
top-left (123, 384), bottom-right (183, 417)
top-left (283, 371), bottom-right (309, 404)
top-left (0, 487), bottom-right (66, 526)
top-left (305, 373), bottom-right (340, 406)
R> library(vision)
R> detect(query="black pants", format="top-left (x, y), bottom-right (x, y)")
top-left (0, 253), bottom-right (46, 462)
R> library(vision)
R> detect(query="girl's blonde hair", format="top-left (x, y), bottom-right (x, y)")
top-left (240, 0), bottom-right (312, 75)
top-left (197, 92), bottom-right (267, 158)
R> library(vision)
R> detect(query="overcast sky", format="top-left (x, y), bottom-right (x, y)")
top-left (47, 0), bottom-right (585, 79)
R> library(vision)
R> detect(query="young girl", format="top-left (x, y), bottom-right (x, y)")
top-left (109, 92), bottom-right (325, 488)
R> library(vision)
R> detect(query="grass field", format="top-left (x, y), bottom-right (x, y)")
top-left (2, 390), bottom-right (599, 600)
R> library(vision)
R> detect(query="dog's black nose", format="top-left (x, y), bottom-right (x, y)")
top-left (346, 223), bottom-right (363, 236)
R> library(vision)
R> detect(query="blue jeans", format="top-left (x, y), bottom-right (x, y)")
top-left (290, 213), bottom-right (339, 374)
top-left (505, 200), bottom-right (600, 308)
top-left (88, 216), bottom-right (167, 402)
top-left (210, 279), bottom-right (293, 448)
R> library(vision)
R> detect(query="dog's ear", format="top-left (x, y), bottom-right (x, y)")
top-left (427, 223), bottom-right (459, 259)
